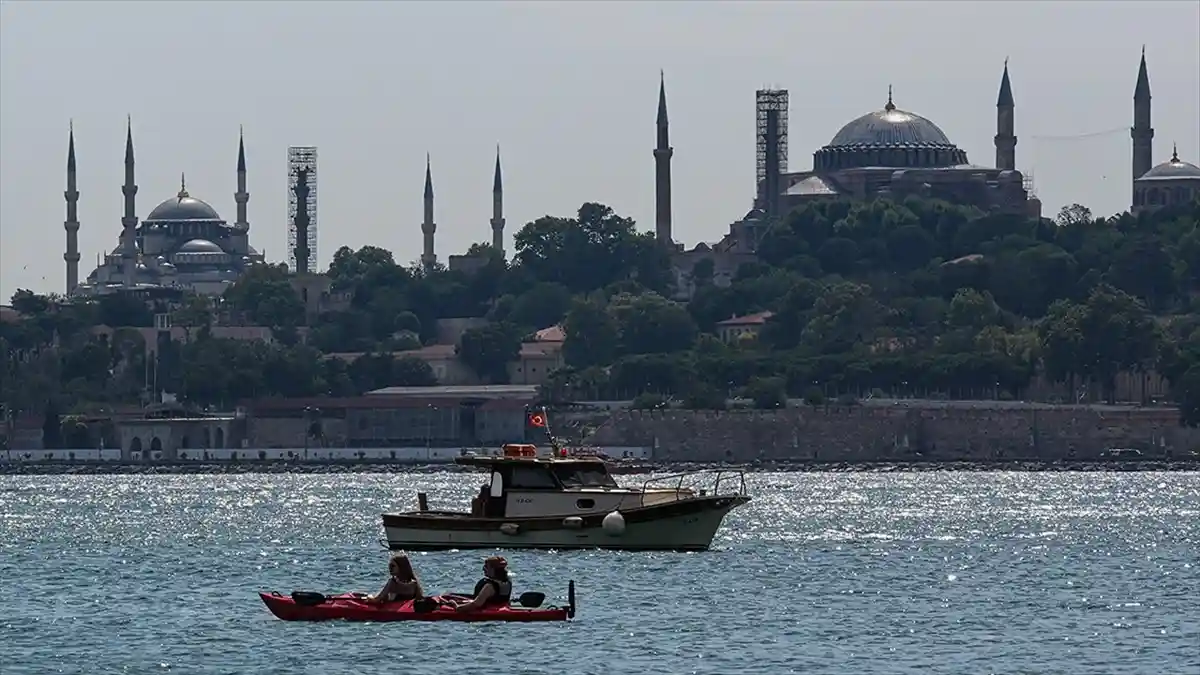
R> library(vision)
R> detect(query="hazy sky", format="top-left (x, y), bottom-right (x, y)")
top-left (1, 1), bottom-right (1198, 300)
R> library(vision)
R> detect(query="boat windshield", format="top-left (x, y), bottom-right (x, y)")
top-left (551, 462), bottom-right (619, 489)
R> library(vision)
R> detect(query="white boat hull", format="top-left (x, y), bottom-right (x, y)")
top-left (382, 495), bottom-right (748, 552)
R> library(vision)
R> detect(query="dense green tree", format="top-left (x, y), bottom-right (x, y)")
top-left (6, 195), bottom-right (1200, 421)
top-left (561, 296), bottom-right (618, 369)
top-left (457, 322), bottom-right (522, 384)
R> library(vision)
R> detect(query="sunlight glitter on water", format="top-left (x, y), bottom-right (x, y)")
top-left (1, 471), bottom-right (1198, 675)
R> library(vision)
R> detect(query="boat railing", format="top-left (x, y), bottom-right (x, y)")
top-left (638, 469), bottom-right (747, 506)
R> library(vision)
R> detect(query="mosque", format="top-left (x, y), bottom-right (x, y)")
top-left (57, 52), bottom-right (1197, 301)
top-left (62, 121), bottom-right (264, 297)
top-left (656, 52), bottom-right (1200, 299)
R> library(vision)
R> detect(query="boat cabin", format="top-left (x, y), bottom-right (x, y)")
top-left (457, 446), bottom-right (635, 519)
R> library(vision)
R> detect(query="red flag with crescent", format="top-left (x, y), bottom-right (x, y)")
top-left (529, 412), bottom-right (547, 428)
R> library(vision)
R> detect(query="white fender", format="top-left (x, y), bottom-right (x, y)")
top-left (500, 523), bottom-right (520, 535)
top-left (601, 510), bottom-right (626, 536)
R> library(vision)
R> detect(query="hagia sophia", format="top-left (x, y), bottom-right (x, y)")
top-left (59, 52), bottom-right (1199, 300)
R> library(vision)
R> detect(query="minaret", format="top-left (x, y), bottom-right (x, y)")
top-left (234, 126), bottom-right (249, 230)
top-left (421, 154), bottom-right (437, 272)
top-left (654, 70), bottom-right (674, 245)
top-left (1132, 47), bottom-right (1154, 184)
top-left (490, 146), bottom-right (505, 256)
top-left (120, 116), bottom-right (138, 287)
top-left (994, 59), bottom-right (1016, 171)
top-left (64, 122), bottom-right (81, 294)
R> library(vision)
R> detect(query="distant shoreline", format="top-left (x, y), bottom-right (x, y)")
top-left (1, 459), bottom-right (1198, 476)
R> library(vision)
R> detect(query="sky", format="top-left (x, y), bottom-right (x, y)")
top-left (1, 0), bottom-right (1198, 301)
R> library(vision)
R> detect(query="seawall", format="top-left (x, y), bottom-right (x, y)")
top-left (583, 401), bottom-right (1200, 462)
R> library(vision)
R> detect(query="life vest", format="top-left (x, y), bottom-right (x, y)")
top-left (472, 577), bottom-right (512, 605)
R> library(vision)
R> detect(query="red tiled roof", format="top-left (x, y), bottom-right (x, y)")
top-left (716, 311), bottom-right (774, 327)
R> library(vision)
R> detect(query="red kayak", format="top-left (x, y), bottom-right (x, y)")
top-left (259, 581), bottom-right (576, 623)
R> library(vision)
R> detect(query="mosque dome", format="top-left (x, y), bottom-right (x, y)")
top-left (813, 92), bottom-right (968, 172)
top-left (1139, 148), bottom-right (1200, 180)
top-left (146, 175), bottom-right (222, 221)
top-left (828, 105), bottom-right (955, 149)
top-left (178, 239), bottom-right (225, 254)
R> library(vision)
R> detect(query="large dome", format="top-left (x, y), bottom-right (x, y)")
top-left (828, 100), bottom-right (955, 149)
top-left (813, 94), bottom-right (967, 172)
top-left (146, 177), bottom-right (222, 221)
top-left (1139, 149), bottom-right (1200, 180)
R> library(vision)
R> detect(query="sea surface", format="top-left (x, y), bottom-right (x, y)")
top-left (1, 471), bottom-right (1197, 675)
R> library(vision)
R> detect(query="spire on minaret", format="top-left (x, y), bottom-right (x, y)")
top-left (1135, 47), bottom-right (1151, 99)
top-left (120, 115), bottom-right (139, 288)
top-left (491, 145), bottom-right (505, 255)
top-left (424, 153), bottom-right (434, 200)
top-left (997, 60), bottom-right (1014, 107)
top-left (1132, 48), bottom-right (1154, 187)
top-left (67, 120), bottom-right (76, 171)
top-left (64, 121), bottom-right (81, 294)
top-left (994, 60), bottom-right (1017, 171)
top-left (653, 70), bottom-right (674, 245)
top-left (421, 154), bottom-right (437, 272)
top-left (235, 127), bottom-right (249, 230)
top-left (124, 115), bottom-right (134, 166)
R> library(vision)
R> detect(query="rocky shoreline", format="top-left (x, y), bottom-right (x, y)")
top-left (1, 459), bottom-right (1198, 476)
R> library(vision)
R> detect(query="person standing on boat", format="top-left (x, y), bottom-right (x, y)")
top-left (452, 556), bottom-right (512, 612)
top-left (366, 554), bottom-right (424, 604)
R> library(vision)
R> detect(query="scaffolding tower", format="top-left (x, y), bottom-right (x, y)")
top-left (755, 89), bottom-right (789, 219)
top-left (287, 146), bottom-right (319, 273)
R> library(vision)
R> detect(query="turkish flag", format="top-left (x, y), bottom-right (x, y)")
top-left (529, 413), bottom-right (547, 428)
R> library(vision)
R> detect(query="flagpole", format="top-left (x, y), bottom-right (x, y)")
top-left (539, 405), bottom-right (564, 456)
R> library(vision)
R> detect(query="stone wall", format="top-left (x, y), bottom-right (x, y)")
top-left (584, 402), bottom-right (1200, 463)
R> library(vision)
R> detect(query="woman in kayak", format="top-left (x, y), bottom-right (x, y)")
top-left (452, 556), bottom-right (512, 612)
top-left (366, 554), bottom-right (424, 604)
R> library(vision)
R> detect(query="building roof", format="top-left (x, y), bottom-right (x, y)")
top-left (146, 182), bottom-right (223, 221)
top-left (827, 98), bottom-right (956, 150)
top-left (1138, 148), bottom-right (1200, 181)
top-left (534, 325), bottom-right (565, 342)
top-left (717, 310), bottom-right (774, 327)
top-left (366, 384), bottom-right (540, 398)
top-left (178, 238), bottom-right (225, 254)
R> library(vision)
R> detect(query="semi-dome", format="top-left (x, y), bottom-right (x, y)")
top-left (1139, 148), bottom-right (1200, 180)
top-left (828, 98), bottom-right (956, 149)
top-left (145, 175), bottom-right (222, 221)
top-left (178, 238), bottom-right (225, 254)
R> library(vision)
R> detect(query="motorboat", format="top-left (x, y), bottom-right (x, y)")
top-left (380, 443), bottom-right (750, 552)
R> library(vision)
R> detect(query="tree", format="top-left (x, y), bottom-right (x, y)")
top-left (561, 296), bottom-right (618, 369)
top-left (457, 322), bottom-right (522, 384)
top-left (222, 263), bottom-right (305, 328)
top-left (608, 292), bottom-right (697, 356)
top-left (10, 290), bottom-right (51, 315)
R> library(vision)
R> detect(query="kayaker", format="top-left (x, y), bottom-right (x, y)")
top-left (452, 556), bottom-right (512, 612)
top-left (365, 554), bottom-right (424, 604)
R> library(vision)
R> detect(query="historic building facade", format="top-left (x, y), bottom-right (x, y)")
top-left (63, 121), bottom-right (265, 297)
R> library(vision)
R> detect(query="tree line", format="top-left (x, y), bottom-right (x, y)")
top-left (4, 195), bottom-right (1200, 436)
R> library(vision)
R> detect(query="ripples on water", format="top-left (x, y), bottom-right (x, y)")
top-left (1, 472), bottom-right (1197, 675)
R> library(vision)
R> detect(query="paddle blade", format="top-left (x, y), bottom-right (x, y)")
top-left (516, 591), bottom-right (545, 608)
top-left (291, 591), bottom-right (327, 607)
top-left (567, 580), bottom-right (576, 619)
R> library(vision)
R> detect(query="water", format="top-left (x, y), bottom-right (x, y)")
top-left (1, 471), bottom-right (1197, 675)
